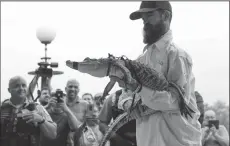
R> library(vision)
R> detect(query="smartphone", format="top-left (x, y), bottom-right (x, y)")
top-left (208, 120), bottom-right (219, 129)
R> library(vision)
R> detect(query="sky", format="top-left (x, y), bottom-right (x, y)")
top-left (1, 2), bottom-right (229, 105)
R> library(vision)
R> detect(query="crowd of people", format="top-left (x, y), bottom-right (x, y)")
top-left (1, 1), bottom-right (229, 146)
top-left (1, 75), bottom-right (228, 146)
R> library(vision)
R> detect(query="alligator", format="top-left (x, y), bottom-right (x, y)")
top-left (66, 54), bottom-right (195, 146)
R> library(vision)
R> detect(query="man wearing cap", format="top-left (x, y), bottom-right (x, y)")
top-left (115, 1), bottom-right (202, 146)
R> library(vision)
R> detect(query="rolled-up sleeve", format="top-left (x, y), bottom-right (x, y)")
top-left (36, 104), bottom-right (54, 123)
top-left (138, 48), bottom-right (193, 111)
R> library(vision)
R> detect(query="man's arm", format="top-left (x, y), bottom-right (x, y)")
top-left (57, 97), bottom-right (81, 131)
top-left (65, 107), bottom-right (81, 131)
top-left (27, 75), bottom-right (40, 101)
top-left (136, 49), bottom-right (193, 111)
top-left (36, 105), bottom-right (57, 139)
top-left (201, 127), bottom-right (211, 145)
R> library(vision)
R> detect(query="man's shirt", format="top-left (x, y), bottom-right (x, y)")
top-left (118, 30), bottom-right (202, 146)
top-left (40, 111), bottom-right (70, 146)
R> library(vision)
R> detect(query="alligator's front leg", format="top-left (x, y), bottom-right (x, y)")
top-left (102, 79), bottom-right (116, 100)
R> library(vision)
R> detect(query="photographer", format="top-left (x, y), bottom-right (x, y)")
top-left (201, 110), bottom-right (229, 146)
top-left (0, 76), bottom-right (57, 146)
top-left (40, 89), bottom-right (81, 146)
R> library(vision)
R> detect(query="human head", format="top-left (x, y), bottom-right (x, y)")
top-left (8, 76), bottom-right (27, 101)
top-left (39, 87), bottom-right (51, 106)
top-left (82, 93), bottom-right (94, 105)
top-left (94, 93), bottom-right (104, 110)
top-left (65, 79), bottom-right (80, 101)
top-left (94, 93), bottom-right (103, 102)
top-left (203, 110), bottom-right (216, 126)
top-left (130, 1), bottom-right (172, 45)
top-left (87, 104), bottom-right (100, 126)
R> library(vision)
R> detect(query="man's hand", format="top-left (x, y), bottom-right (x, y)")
top-left (203, 125), bottom-right (218, 141)
top-left (22, 111), bottom-right (44, 124)
top-left (210, 124), bottom-right (218, 137)
top-left (46, 96), bottom-right (57, 109)
top-left (203, 126), bottom-right (212, 140)
top-left (109, 63), bottom-right (140, 91)
top-left (56, 96), bottom-right (69, 112)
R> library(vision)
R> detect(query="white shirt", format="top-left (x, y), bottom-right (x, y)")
top-left (118, 30), bottom-right (202, 146)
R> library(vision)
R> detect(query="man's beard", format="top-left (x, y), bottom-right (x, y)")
top-left (143, 22), bottom-right (166, 45)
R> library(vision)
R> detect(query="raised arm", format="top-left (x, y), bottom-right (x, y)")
top-left (27, 75), bottom-right (40, 101)
top-left (58, 97), bottom-right (81, 131)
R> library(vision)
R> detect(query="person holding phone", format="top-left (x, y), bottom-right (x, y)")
top-left (201, 110), bottom-right (229, 146)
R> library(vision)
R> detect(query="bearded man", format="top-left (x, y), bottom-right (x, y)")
top-left (115, 1), bottom-right (202, 146)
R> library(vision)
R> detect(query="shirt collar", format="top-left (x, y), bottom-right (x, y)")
top-left (9, 98), bottom-right (30, 109)
top-left (143, 30), bottom-right (173, 52)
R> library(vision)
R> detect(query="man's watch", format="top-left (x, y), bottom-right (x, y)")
top-left (38, 117), bottom-right (45, 125)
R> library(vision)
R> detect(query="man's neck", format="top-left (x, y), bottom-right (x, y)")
top-left (10, 97), bottom-right (25, 106)
top-left (66, 96), bottom-right (79, 106)
top-left (51, 107), bottom-right (64, 114)
top-left (151, 28), bottom-right (170, 45)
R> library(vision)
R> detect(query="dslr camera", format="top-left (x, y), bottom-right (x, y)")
top-left (51, 89), bottom-right (64, 103)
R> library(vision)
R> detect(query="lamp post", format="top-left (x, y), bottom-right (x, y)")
top-left (28, 26), bottom-right (63, 95)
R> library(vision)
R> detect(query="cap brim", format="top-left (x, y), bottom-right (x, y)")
top-left (129, 8), bottom-right (157, 20)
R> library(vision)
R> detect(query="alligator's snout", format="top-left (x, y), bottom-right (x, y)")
top-left (66, 60), bottom-right (78, 70)
top-left (68, 58), bottom-right (109, 78)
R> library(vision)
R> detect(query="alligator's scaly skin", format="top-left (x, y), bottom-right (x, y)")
top-left (97, 56), bottom-right (169, 91)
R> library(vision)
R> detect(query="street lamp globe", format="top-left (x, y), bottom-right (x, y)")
top-left (36, 26), bottom-right (56, 45)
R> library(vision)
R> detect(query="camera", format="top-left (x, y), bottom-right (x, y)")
top-left (208, 120), bottom-right (219, 129)
top-left (51, 89), bottom-right (64, 103)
